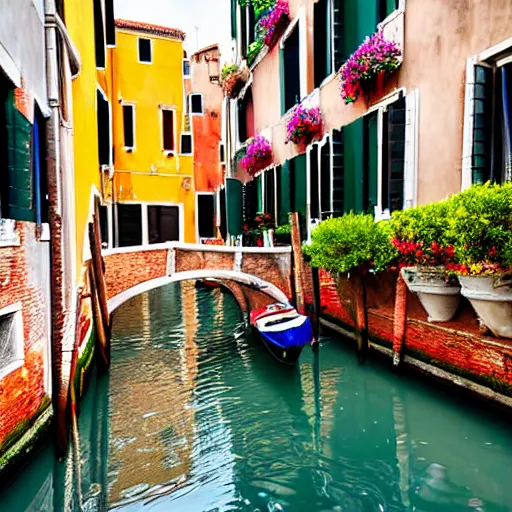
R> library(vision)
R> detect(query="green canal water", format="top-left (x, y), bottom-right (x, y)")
top-left (1, 282), bottom-right (512, 511)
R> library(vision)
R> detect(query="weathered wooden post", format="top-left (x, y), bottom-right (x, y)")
top-left (392, 272), bottom-right (408, 367)
top-left (351, 269), bottom-right (369, 364)
top-left (289, 213), bottom-right (306, 315)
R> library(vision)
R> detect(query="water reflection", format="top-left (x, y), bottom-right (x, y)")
top-left (1, 282), bottom-right (512, 512)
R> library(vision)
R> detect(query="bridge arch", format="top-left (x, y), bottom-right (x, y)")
top-left (107, 269), bottom-right (291, 314)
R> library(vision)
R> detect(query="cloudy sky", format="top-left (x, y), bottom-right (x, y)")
top-left (115, 0), bottom-right (231, 55)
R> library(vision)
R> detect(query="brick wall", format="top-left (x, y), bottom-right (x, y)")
top-left (103, 249), bottom-right (168, 300)
top-left (319, 270), bottom-right (512, 392)
top-left (0, 223), bottom-right (51, 452)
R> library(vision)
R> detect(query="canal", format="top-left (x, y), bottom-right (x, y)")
top-left (1, 282), bottom-right (512, 511)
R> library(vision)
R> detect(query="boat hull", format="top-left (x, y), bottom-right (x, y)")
top-left (253, 327), bottom-right (306, 365)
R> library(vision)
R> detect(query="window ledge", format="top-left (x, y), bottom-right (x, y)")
top-left (0, 359), bottom-right (24, 380)
top-left (180, 153), bottom-right (193, 156)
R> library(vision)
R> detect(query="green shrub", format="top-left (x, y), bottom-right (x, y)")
top-left (247, 40), bottom-right (264, 66)
top-left (389, 199), bottom-right (456, 267)
top-left (221, 63), bottom-right (239, 80)
top-left (447, 182), bottom-right (512, 274)
top-left (303, 213), bottom-right (397, 274)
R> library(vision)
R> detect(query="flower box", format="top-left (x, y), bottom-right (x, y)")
top-left (339, 31), bottom-right (401, 104)
top-left (222, 67), bottom-right (250, 99)
top-left (260, 0), bottom-right (291, 50)
top-left (240, 135), bottom-right (273, 176)
top-left (286, 104), bottom-right (323, 147)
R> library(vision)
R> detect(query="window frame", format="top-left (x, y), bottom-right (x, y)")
top-left (0, 302), bottom-right (24, 380)
top-left (180, 132), bottom-right (193, 155)
top-left (122, 102), bottom-right (136, 151)
top-left (462, 40), bottom-right (512, 189)
top-left (114, 202), bottom-right (185, 247)
top-left (189, 93), bottom-right (204, 116)
top-left (138, 37), bottom-right (153, 64)
top-left (183, 58), bottom-right (191, 78)
top-left (160, 106), bottom-right (176, 154)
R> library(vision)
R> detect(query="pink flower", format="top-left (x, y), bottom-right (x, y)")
top-left (240, 135), bottom-right (273, 176)
top-left (286, 104), bottom-right (323, 146)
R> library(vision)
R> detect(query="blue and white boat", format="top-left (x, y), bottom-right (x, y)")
top-left (250, 303), bottom-right (315, 365)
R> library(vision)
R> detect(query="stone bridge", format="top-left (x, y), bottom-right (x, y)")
top-left (102, 243), bottom-right (294, 315)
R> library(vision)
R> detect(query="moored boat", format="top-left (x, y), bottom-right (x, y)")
top-left (250, 303), bottom-right (314, 365)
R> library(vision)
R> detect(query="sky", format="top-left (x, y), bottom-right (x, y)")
top-left (115, 0), bottom-right (231, 57)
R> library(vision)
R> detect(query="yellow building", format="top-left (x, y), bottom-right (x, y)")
top-left (111, 19), bottom-right (197, 246)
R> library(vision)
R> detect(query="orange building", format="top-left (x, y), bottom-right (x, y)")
top-left (190, 44), bottom-right (226, 239)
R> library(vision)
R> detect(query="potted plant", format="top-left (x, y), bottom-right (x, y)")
top-left (285, 104), bottom-right (323, 148)
top-left (240, 135), bottom-right (273, 176)
top-left (390, 200), bottom-right (461, 322)
top-left (274, 224), bottom-right (291, 246)
top-left (222, 62), bottom-right (250, 99)
top-left (243, 213), bottom-right (275, 247)
top-left (339, 30), bottom-right (402, 104)
top-left (259, 0), bottom-right (290, 49)
top-left (447, 182), bottom-right (512, 338)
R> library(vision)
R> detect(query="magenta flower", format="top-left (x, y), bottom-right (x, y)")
top-left (241, 135), bottom-right (273, 176)
top-left (286, 104), bottom-right (323, 146)
top-left (259, 0), bottom-right (290, 47)
top-left (339, 31), bottom-right (401, 104)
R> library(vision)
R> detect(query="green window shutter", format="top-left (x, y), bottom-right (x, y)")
top-left (314, 0), bottom-right (331, 88)
top-left (255, 174), bottom-right (263, 212)
top-left (364, 112), bottom-right (379, 213)
top-left (279, 49), bottom-right (286, 116)
top-left (277, 162), bottom-right (290, 225)
top-left (343, 0), bottom-right (378, 61)
top-left (331, 129), bottom-right (344, 214)
top-left (290, 154), bottom-right (307, 234)
top-left (264, 169), bottom-right (275, 219)
top-left (231, 0), bottom-right (237, 40)
top-left (472, 65), bottom-right (492, 185)
top-left (332, 0), bottom-right (344, 70)
top-left (283, 26), bottom-right (300, 113)
top-left (226, 178), bottom-right (243, 236)
top-left (5, 89), bottom-right (35, 222)
top-left (343, 118), bottom-right (364, 213)
top-left (378, 0), bottom-right (398, 23)
top-left (320, 136), bottom-right (332, 218)
top-left (309, 145), bottom-right (320, 219)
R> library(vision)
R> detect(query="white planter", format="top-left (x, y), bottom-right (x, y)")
top-left (401, 267), bottom-right (461, 322)
top-left (458, 275), bottom-right (512, 339)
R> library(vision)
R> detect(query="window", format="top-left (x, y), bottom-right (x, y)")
top-left (464, 58), bottom-right (512, 187)
top-left (148, 205), bottom-right (180, 243)
top-left (183, 59), bottom-right (191, 77)
top-left (99, 204), bottom-right (109, 247)
top-left (263, 169), bottom-right (276, 219)
top-left (281, 24), bottom-right (301, 114)
top-left (93, 0), bottom-right (106, 68)
top-left (0, 303), bottom-right (24, 379)
top-left (161, 109), bottom-right (175, 152)
top-left (309, 145), bottom-right (320, 221)
top-left (1, 81), bottom-right (47, 224)
top-left (180, 133), bottom-right (192, 155)
top-left (117, 204), bottom-right (142, 247)
top-left (198, 194), bottom-right (215, 238)
top-left (105, 0), bottom-right (116, 46)
top-left (219, 142), bottom-right (226, 164)
top-left (122, 104), bottom-right (135, 149)
top-left (342, 95), bottom-right (407, 216)
top-left (314, 0), bottom-right (332, 88)
top-left (238, 88), bottom-right (254, 143)
top-left (97, 89), bottom-right (110, 165)
top-left (138, 38), bottom-right (152, 63)
top-left (189, 94), bottom-right (203, 115)
top-left (378, 0), bottom-right (400, 23)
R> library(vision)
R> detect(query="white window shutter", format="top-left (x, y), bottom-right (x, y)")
top-left (403, 88), bottom-right (419, 209)
top-left (461, 56), bottom-right (477, 190)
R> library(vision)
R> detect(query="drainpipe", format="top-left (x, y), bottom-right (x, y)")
top-left (45, 0), bottom-right (79, 457)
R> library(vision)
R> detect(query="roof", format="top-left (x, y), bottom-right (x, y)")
top-left (192, 43), bottom-right (220, 57)
top-left (115, 19), bottom-right (186, 41)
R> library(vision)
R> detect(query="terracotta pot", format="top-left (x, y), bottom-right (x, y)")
top-left (401, 267), bottom-right (460, 322)
top-left (459, 275), bottom-right (512, 338)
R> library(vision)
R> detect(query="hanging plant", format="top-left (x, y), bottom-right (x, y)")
top-left (238, 0), bottom-right (277, 20)
top-left (240, 135), bottom-right (273, 176)
top-left (339, 31), bottom-right (401, 104)
top-left (221, 63), bottom-right (250, 99)
top-left (259, 0), bottom-right (290, 49)
top-left (285, 104), bottom-right (323, 147)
